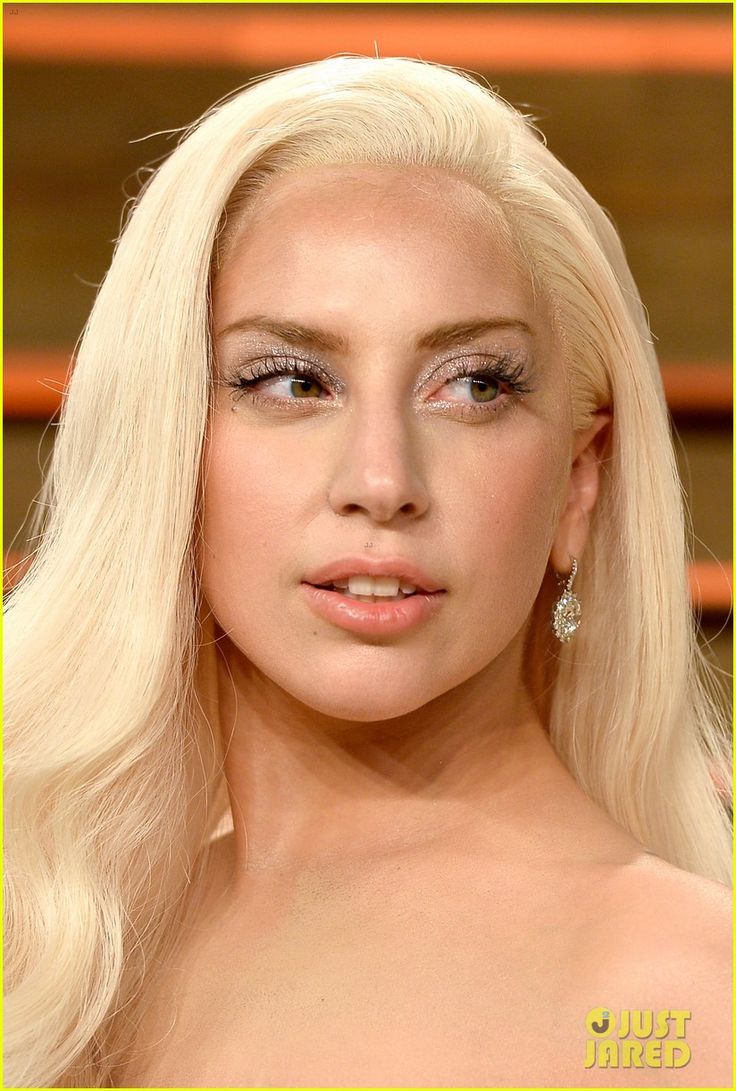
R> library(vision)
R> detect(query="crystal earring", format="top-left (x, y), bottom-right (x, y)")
top-left (552, 557), bottom-right (581, 643)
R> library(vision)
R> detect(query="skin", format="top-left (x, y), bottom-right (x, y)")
top-left (200, 162), bottom-right (611, 878)
top-left (114, 165), bottom-right (731, 1087)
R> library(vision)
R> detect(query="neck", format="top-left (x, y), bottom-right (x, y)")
top-left (210, 625), bottom-right (566, 878)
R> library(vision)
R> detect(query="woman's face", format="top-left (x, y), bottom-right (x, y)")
top-left (203, 164), bottom-right (573, 721)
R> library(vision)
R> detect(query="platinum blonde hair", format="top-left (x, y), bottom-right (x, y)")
top-left (4, 55), bottom-right (731, 1087)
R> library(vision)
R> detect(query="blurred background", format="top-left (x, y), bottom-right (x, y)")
top-left (3, 1), bottom-right (732, 681)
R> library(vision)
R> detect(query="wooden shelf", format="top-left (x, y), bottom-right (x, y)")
top-left (4, 350), bottom-right (72, 420)
top-left (4, 6), bottom-right (731, 74)
top-left (661, 362), bottom-right (733, 418)
top-left (3, 350), bottom-right (731, 421)
top-left (687, 560), bottom-right (733, 618)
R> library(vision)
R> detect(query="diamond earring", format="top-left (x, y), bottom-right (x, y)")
top-left (552, 557), bottom-right (581, 643)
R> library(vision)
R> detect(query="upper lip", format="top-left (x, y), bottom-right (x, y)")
top-left (304, 555), bottom-right (445, 594)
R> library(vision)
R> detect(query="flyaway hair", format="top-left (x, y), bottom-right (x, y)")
top-left (3, 55), bottom-right (731, 1086)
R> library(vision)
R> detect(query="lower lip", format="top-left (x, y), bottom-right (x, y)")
top-left (301, 583), bottom-right (446, 636)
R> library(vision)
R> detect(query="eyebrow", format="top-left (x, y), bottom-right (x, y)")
top-left (215, 315), bottom-right (533, 353)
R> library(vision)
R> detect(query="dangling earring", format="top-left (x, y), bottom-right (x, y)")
top-left (552, 557), bottom-right (581, 643)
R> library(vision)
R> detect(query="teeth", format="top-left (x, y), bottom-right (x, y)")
top-left (343, 591), bottom-right (408, 602)
top-left (319, 575), bottom-right (421, 596)
top-left (347, 575), bottom-right (400, 596)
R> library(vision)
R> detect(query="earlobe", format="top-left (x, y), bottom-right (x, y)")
top-left (550, 409), bottom-right (612, 573)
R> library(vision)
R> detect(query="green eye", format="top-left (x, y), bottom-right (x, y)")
top-left (227, 356), bottom-right (331, 405)
top-left (468, 377), bottom-right (501, 402)
top-left (290, 377), bottom-right (323, 398)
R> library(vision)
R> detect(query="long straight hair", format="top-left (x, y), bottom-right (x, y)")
top-left (4, 55), bottom-right (731, 1087)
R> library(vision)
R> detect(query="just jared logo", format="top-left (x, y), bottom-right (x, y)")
top-left (584, 1007), bottom-right (691, 1068)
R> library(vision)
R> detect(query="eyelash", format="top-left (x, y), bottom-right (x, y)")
top-left (223, 352), bottom-right (534, 420)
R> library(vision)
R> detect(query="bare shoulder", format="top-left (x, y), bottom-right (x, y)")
top-left (605, 853), bottom-right (731, 962)
top-left (574, 854), bottom-right (732, 1088)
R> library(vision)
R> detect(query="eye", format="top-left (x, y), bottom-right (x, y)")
top-left (224, 355), bottom-right (333, 405)
top-left (441, 373), bottom-right (502, 404)
top-left (427, 353), bottom-right (534, 416)
top-left (223, 350), bottom-right (534, 418)
top-left (260, 374), bottom-right (325, 399)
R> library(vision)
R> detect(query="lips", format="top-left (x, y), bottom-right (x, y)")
top-left (301, 581), bottom-right (445, 637)
top-left (303, 554), bottom-right (444, 595)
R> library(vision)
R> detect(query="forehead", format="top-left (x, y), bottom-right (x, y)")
top-left (214, 164), bottom-right (536, 318)
top-left (219, 163), bottom-right (524, 268)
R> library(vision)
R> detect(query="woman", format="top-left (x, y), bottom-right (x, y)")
top-left (4, 56), bottom-right (731, 1088)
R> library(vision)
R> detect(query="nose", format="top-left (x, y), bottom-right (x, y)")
top-left (327, 405), bottom-right (430, 524)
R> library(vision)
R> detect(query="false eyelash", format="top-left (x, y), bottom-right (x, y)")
top-left (223, 350), bottom-right (536, 414)
top-left (442, 352), bottom-right (535, 396)
top-left (222, 356), bottom-right (335, 412)
top-left (227, 355), bottom-right (330, 392)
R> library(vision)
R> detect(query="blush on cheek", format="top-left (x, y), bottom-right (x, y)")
top-left (200, 427), bottom-right (309, 612)
top-left (464, 442), bottom-right (567, 610)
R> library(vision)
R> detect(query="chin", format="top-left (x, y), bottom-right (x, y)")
top-left (290, 676), bottom-right (442, 723)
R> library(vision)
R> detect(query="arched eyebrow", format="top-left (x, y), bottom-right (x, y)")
top-left (416, 318), bottom-right (533, 350)
top-left (215, 315), bottom-right (533, 353)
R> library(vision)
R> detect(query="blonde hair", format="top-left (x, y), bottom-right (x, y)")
top-left (4, 55), bottom-right (731, 1087)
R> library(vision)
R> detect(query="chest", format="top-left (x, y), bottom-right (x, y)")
top-left (118, 881), bottom-right (600, 1087)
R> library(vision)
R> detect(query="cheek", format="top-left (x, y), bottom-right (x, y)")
top-left (200, 421), bottom-right (306, 607)
top-left (440, 427), bottom-right (567, 621)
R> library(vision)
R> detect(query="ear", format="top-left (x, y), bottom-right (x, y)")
top-left (550, 408), bottom-right (612, 574)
